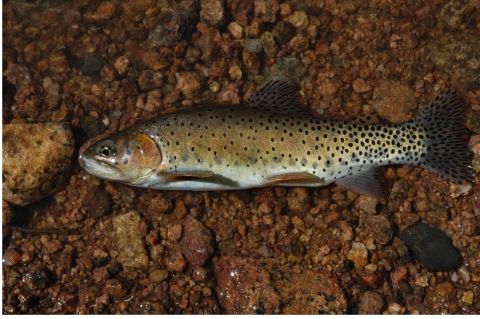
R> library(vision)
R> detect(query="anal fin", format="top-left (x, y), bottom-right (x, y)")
top-left (264, 172), bottom-right (324, 186)
top-left (335, 168), bottom-right (385, 199)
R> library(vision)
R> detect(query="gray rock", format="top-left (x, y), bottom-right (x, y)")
top-left (401, 222), bottom-right (463, 272)
top-left (244, 38), bottom-right (263, 53)
top-left (3, 122), bottom-right (74, 206)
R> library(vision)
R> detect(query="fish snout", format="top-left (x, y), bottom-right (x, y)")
top-left (78, 154), bottom-right (86, 167)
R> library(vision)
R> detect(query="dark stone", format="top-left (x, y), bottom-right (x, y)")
top-left (271, 21), bottom-right (296, 45)
top-left (83, 186), bottom-right (112, 218)
top-left (23, 267), bottom-right (49, 290)
top-left (79, 115), bottom-right (106, 138)
top-left (79, 55), bottom-right (108, 75)
top-left (400, 223), bottom-right (462, 272)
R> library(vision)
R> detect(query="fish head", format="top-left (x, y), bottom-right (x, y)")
top-left (79, 129), bottom-right (163, 185)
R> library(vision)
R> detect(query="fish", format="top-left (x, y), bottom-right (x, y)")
top-left (78, 77), bottom-right (473, 199)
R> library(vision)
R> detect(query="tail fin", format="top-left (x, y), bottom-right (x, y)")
top-left (417, 88), bottom-right (474, 184)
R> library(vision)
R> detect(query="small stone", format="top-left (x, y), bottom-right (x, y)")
top-left (440, 1), bottom-right (469, 30)
top-left (100, 64), bottom-right (118, 82)
top-left (271, 20), bottom-right (295, 45)
top-left (352, 78), bottom-right (372, 93)
top-left (254, 0), bottom-right (279, 23)
top-left (102, 279), bottom-right (127, 298)
top-left (195, 27), bottom-right (222, 64)
top-left (449, 183), bottom-right (472, 198)
top-left (175, 72), bottom-right (204, 99)
top-left (244, 39), bottom-right (263, 53)
top-left (49, 49), bottom-right (71, 74)
top-left (114, 56), bottom-right (129, 75)
top-left (79, 115), bottom-right (106, 138)
top-left (43, 77), bottom-right (60, 109)
top-left (138, 70), bottom-right (164, 91)
top-left (284, 11), bottom-right (308, 29)
top-left (347, 242), bottom-right (368, 266)
top-left (286, 188), bottom-right (311, 217)
top-left (167, 224), bottom-right (183, 241)
top-left (111, 211), bottom-right (149, 269)
top-left (458, 265), bottom-right (471, 282)
top-left (83, 187), bottom-right (112, 218)
top-left (337, 221), bottom-right (354, 242)
top-left (364, 214), bottom-right (394, 245)
top-left (3, 248), bottom-right (22, 266)
top-left (358, 291), bottom-right (384, 314)
top-left (84, 1), bottom-right (115, 23)
top-left (356, 195), bottom-right (378, 214)
top-left (147, 0), bottom-right (197, 48)
top-left (173, 200), bottom-right (187, 219)
top-left (229, 65), bottom-right (243, 81)
top-left (390, 266), bottom-right (407, 285)
top-left (264, 56), bottom-right (307, 84)
top-left (3, 123), bottom-right (74, 206)
top-left (372, 81), bottom-right (417, 123)
top-left (461, 290), bottom-right (474, 305)
top-left (401, 222), bottom-right (463, 272)
top-left (79, 55), bottom-right (107, 75)
top-left (185, 46), bottom-right (201, 63)
top-left (200, 0), bottom-right (226, 28)
top-left (64, 76), bottom-right (93, 95)
top-left (291, 216), bottom-right (305, 233)
top-left (387, 303), bottom-right (406, 315)
top-left (179, 216), bottom-right (213, 268)
top-left (260, 31), bottom-right (279, 57)
top-left (23, 267), bottom-right (49, 290)
top-left (149, 270), bottom-right (169, 283)
top-left (166, 252), bottom-right (188, 272)
top-left (289, 34), bottom-right (309, 51)
top-left (227, 21), bottom-right (243, 39)
top-left (193, 267), bottom-right (209, 283)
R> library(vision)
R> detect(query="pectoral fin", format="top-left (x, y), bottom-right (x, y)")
top-left (158, 171), bottom-right (214, 181)
top-left (158, 171), bottom-right (240, 188)
top-left (335, 168), bottom-right (384, 199)
top-left (264, 172), bottom-right (324, 186)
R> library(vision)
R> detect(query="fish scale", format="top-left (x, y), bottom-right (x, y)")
top-left (79, 77), bottom-right (473, 199)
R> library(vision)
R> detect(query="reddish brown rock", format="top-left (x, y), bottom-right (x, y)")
top-left (286, 188), bottom-right (311, 217)
top-left (364, 214), bottom-right (394, 245)
top-left (357, 291), bottom-right (384, 314)
top-left (195, 27), bottom-right (223, 63)
top-left (254, 0), bottom-right (279, 23)
top-left (372, 81), bottom-right (417, 123)
top-left (179, 216), bottom-right (213, 268)
top-left (215, 256), bottom-right (347, 314)
top-left (200, 0), bottom-right (226, 28)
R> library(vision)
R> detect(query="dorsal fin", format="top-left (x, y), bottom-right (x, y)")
top-left (245, 76), bottom-right (313, 116)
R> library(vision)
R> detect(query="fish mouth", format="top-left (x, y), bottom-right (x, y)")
top-left (78, 154), bottom-right (131, 183)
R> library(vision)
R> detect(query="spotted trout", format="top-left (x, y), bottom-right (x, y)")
top-left (78, 77), bottom-right (473, 198)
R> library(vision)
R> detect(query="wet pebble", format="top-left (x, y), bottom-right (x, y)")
top-left (401, 223), bottom-right (463, 272)
top-left (102, 279), bottom-right (128, 298)
top-left (23, 267), bottom-right (49, 290)
top-left (64, 76), bottom-right (93, 95)
top-left (83, 186), bottom-right (112, 218)
top-left (138, 70), bottom-right (164, 91)
top-left (260, 31), bottom-right (278, 57)
top-left (200, 0), bottom-right (226, 27)
top-left (147, 0), bottom-right (197, 48)
top-left (244, 39), bottom-right (263, 53)
top-left (166, 252), bottom-right (188, 272)
top-left (3, 122), bottom-right (75, 206)
top-left (111, 211), bottom-right (149, 269)
top-left (179, 216), bottom-right (213, 268)
top-left (215, 256), bottom-right (347, 314)
top-left (358, 291), bottom-right (384, 314)
top-left (175, 72), bottom-right (205, 99)
top-left (364, 214), bottom-right (394, 245)
top-left (272, 20), bottom-right (295, 45)
top-left (3, 248), bottom-right (22, 266)
top-left (286, 188), bottom-right (311, 217)
top-left (149, 270), bottom-right (169, 283)
top-left (390, 266), bottom-right (407, 285)
top-left (347, 242), bottom-right (368, 266)
top-left (372, 81), bottom-right (417, 123)
top-left (79, 55), bottom-right (107, 75)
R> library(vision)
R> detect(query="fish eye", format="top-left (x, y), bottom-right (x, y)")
top-left (99, 144), bottom-right (115, 157)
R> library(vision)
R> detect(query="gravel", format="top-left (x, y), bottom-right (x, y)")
top-left (3, 0), bottom-right (480, 314)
